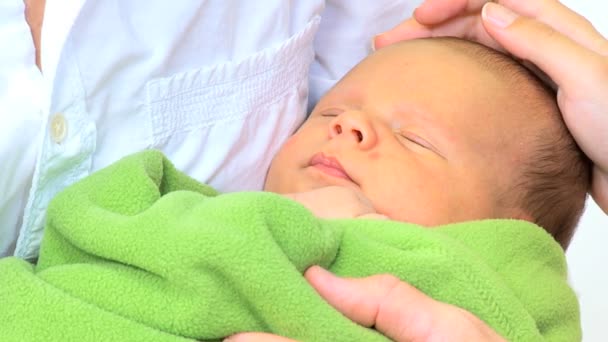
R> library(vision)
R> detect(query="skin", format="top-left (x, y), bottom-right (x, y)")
top-left (375, 0), bottom-right (608, 214)
top-left (24, 0), bottom-right (45, 70)
top-left (265, 39), bottom-right (530, 226)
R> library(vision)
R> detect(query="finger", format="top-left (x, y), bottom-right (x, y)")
top-left (374, 15), bottom-right (501, 51)
top-left (499, 0), bottom-right (608, 55)
top-left (224, 332), bottom-right (297, 342)
top-left (378, 0), bottom-right (608, 56)
top-left (414, 0), bottom-right (486, 25)
top-left (373, 18), bottom-right (432, 50)
top-left (374, 3), bottom-right (503, 51)
top-left (304, 266), bottom-right (440, 342)
top-left (481, 3), bottom-right (606, 95)
top-left (411, 0), bottom-right (604, 46)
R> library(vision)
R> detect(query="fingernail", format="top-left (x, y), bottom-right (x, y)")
top-left (482, 3), bottom-right (518, 28)
top-left (371, 36), bottom-right (377, 52)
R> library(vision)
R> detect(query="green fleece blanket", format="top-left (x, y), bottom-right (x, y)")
top-left (0, 150), bottom-right (580, 341)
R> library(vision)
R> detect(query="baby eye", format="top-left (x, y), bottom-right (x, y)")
top-left (397, 132), bottom-right (445, 158)
top-left (398, 133), bottom-right (432, 150)
top-left (318, 108), bottom-right (344, 118)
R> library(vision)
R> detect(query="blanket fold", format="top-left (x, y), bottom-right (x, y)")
top-left (0, 150), bottom-right (581, 341)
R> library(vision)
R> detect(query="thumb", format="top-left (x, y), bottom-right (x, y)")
top-left (304, 266), bottom-right (441, 342)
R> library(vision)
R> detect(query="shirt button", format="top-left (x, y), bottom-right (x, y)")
top-left (50, 113), bottom-right (68, 144)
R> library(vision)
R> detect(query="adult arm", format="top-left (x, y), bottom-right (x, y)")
top-left (374, 0), bottom-right (608, 213)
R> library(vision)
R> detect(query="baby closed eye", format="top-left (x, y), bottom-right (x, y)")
top-left (395, 132), bottom-right (446, 159)
top-left (319, 110), bottom-right (342, 118)
top-left (397, 132), bottom-right (433, 150)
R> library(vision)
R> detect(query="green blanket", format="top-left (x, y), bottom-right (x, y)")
top-left (0, 150), bottom-right (580, 341)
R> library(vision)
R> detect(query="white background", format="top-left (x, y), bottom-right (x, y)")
top-left (561, 2), bottom-right (608, 341)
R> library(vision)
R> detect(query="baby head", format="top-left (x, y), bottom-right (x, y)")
top-left (265, 37), bottom-right (590, 249)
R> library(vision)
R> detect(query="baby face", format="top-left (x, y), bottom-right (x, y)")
top-left (265, 40), bottom-right (528, 225)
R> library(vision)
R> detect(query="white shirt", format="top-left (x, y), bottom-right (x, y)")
top-left (0, 0), bottom-right (419, 259)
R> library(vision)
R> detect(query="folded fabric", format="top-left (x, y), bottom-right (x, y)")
top-left (0, 150), bottom-right (581, 341)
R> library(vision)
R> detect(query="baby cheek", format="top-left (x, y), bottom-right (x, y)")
top-left (282, 135), bottom-right (299, 150)
top-left (368, 151), bottom-right (381, 160)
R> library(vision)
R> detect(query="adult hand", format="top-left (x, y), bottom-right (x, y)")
top-left (374, 0), bottom-right (608, 213)
top-left (225, 266), bottom-right (506, 342)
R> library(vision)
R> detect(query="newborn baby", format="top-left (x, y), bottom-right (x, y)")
top-left (266, 37), bottom-right (590, 249)
top-left (2, 38), bottom-right (585, 342)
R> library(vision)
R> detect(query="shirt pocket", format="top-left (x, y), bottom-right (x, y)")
top-left (145, 16), bottom-right (321, 148)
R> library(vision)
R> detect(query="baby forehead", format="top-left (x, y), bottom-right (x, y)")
top-left (370, 39), bottom-right (542, 107)
top-left (368, 38), bottom-right (518, 79)
top-left (374, 40), bottom-right (545, 135)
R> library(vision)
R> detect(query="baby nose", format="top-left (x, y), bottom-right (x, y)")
top-left (329, 112), bottom-right (377, 149)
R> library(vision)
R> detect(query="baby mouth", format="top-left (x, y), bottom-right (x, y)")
top-left (309, 153), bottom-right (355, 183)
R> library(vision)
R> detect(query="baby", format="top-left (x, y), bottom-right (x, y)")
top-left (2, 37), bottom-right (586, 342)
top-left (266, 37), bottom-right (590, 249)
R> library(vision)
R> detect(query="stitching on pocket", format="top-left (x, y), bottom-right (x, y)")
top-left (147, 16), bottom-right (320, 145)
